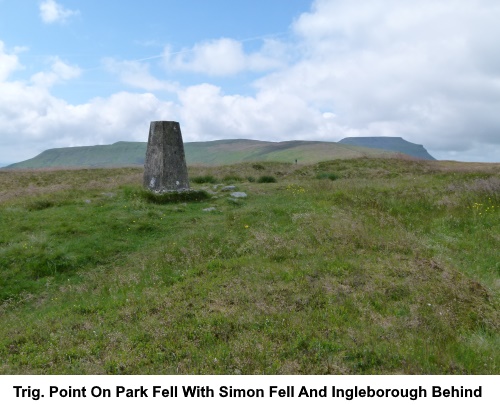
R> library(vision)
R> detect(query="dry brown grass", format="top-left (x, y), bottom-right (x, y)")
top-left (0, 167), bottom-right (142, 204)
top-left (433, 160), bottom-right (500, 173)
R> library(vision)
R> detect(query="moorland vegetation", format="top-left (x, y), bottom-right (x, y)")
top-left (0, 157), bottom-right (498, 374)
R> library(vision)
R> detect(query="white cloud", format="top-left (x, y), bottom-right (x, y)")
top-left (163, 37), bottom-right (287, 76)
top-left (265, 0), bottom-right (500, 158)
top-left (166, 0), bottom-right (500, 161)
top-left (39, 0), bottom-right (79, 24)
top-left (30, 57), bottom-right (81, 88)
top-left (52, 92), bottom-right (176, 146)
top-left (0, 41), bottom-right (23, 81)
top-left (103, 58), bottom-right (178, 92)
top-left (13, 46), bottom-right (30, 54)
top-left (0, 80), bottom-right (176, 163)
top-left (0, 45), bottom-right (175, 162)
top-left (176, 83), bottom-right (343, 143)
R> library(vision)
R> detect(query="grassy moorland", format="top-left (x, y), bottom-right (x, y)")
top-left (0, 157), bottom-right (498, 374)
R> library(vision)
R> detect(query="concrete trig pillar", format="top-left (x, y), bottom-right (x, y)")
top-left (143, 121), bottom-right (190, 192)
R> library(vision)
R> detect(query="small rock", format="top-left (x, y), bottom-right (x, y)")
top-left (203, 207), bottom-right (217, 212)
top-left (227, 198), bottom-right (241, 205)
top-left (230, 192), bottom-right (247, 198)
top-left (84, 199), bottom-right (92, 204)
top-left (221, 185), bottom-right (237, 191)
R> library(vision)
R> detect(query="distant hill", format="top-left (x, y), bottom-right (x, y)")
top-left (5, 137), bottom-right (430, 169)
top-left (338, 137), bottom-right (435, 160)
top-left (6, 142), bottom-right (147, 169)
top-left (185, 139), bottom-right (399, 165)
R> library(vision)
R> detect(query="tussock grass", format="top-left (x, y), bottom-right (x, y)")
top-left (0, 157), bottom-right (498, 374)
top-left (190, 175), bottom-right (218, 184)
top-left (315, 172), bottom-right (339, 181)
top-left (257, 175), bottom-right (277, 183)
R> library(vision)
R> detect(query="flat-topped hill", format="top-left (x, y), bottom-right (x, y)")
top-left (338, 136), bottom-right (435, 160)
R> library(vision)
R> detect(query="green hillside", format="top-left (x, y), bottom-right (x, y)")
top-left (7, 139), bottom-right (405, 169)
top-left (338, 137), bottom-right (435, 160)
top-left (0, 158), bottom-right (498, 374)
top-left (6, 142), bottom-right (147, 169)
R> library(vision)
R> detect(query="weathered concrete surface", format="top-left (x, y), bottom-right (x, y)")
top-left (143, 121), bottom-right (190, 192)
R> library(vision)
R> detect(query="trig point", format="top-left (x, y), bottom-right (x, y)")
top-left (143, 121), bottom-right (190, 192)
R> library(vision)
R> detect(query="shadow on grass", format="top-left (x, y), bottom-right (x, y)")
top-left (140, 189), bottom-right (211, 204)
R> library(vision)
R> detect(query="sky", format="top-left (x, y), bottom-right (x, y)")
top-left (1, 0), bottom-right (499, 166)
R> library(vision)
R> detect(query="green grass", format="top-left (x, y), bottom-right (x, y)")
top-left (315, 172), bottom-right (339, 181)
top-left (257, 175), bottom-right (277, 183)
top-left (190, 175), bottom-right (218, 184)
top-left (0, 158), bottom-right (499, 374)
